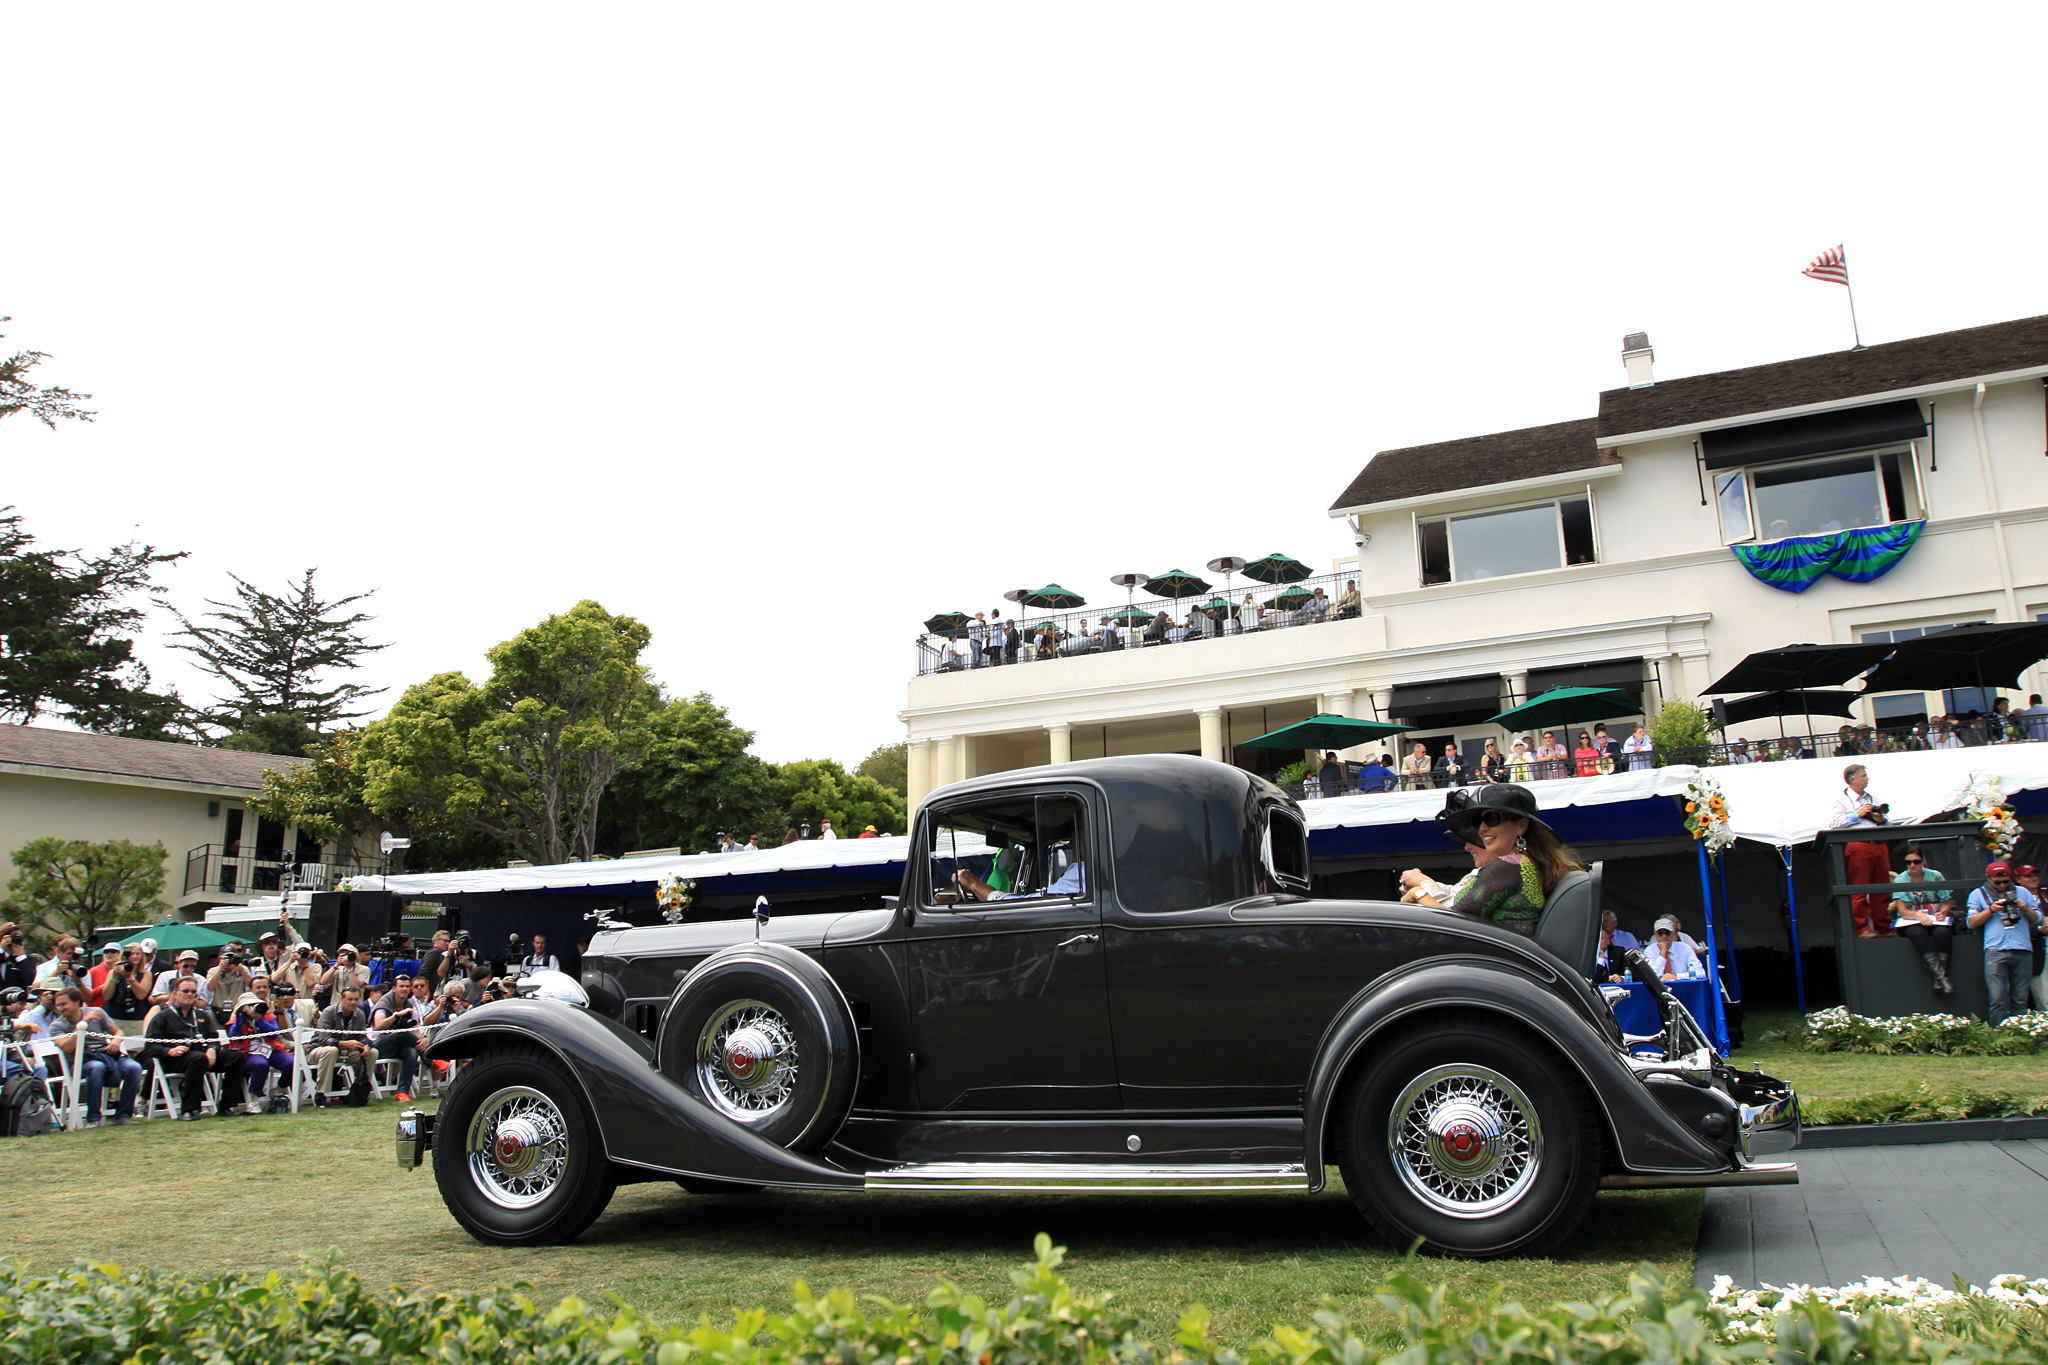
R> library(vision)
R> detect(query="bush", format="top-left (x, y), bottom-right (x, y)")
top-left (7, 1236), bottom-right (2048, 1365)
top-left (1804, 1084), bottom-right (2048, 1126)
top-left (1797, 1005), bottom-right (2048, 1056)
top-left (1648, 699), bottom-right (1712, 766)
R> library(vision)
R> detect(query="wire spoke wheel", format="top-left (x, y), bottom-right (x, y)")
top-left (1387, 1063), bottom-right (1543, 1218)
top-left (465, 1085), bottom-right (570, 1210)
top-left (695, 999), bottom-right (800, 1123)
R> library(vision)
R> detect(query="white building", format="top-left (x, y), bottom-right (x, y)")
top-left (902, 313), bottom-right (2048, 809)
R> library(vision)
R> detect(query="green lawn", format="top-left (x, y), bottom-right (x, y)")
top-left (5, 1101), bottom-right (1699, 1349)
top-left (1741, 1006), bottom-right (2048, 1108)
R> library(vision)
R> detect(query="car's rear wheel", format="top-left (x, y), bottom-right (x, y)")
top-left (433, 1043), bottom-right (616, 1246)
top-left (658, 955), bottom-right (856, 1152)
top-left (1331, 1013), bottom-right (1600, 1258)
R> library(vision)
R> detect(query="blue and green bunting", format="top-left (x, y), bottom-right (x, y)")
top-left (1730, 521), bottom-right (1923, 594)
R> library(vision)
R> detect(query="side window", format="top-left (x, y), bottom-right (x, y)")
top-left (923, 795), bottom-right (1088, 906)
top-left (1263, 808), bottom-right (1310, 894)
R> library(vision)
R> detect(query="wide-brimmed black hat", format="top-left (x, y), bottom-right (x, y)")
top-left (1437, 783), bottom-right (1548, 846)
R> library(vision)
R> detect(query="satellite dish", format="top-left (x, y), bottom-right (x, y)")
top-left (379, 831), bottom-right (413, 856)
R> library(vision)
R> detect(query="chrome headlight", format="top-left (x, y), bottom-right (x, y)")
top-left (513, 969), bottom-right (588, 1007)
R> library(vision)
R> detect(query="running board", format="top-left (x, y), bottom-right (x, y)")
top-left (1599, 1161), bottom-right (1798, 1190)
top-left (866, 1161), bottom-right (1311, 1193)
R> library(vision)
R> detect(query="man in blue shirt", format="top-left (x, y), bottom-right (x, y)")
top-left (1967, 860), bottom-right (2043, 1026)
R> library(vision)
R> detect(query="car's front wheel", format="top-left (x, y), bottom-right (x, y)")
top-left (433, 1042), bottom-right (616, 1245)
top-left (1331, 1013), bottom-right (1600, 1258)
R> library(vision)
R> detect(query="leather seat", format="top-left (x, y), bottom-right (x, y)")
top-left (1534, 863), bottom-right (1602, 979)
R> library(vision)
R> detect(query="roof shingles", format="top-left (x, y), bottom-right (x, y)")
top-left (1328, 418), bottom-right (1610, 512)
top-left (0, 725), bottom-right (307, 791)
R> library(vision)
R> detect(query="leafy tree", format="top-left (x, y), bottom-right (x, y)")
top-left (1648, 699), bottom-right (1713, 765)
top-left (249, 729), bottom-right (376, 864)
top-left (173, 568), bottom-right (387, 736)
top-left (855, 741), bottom-right (908, 796)
top-left (356, 602), bottom-right (658, 866)
top-left (773, 758), bottom-right (907, 838)
top-left (599, 693), bottom-right (780, 854)
top-left (217, 710), bottom-right (321, 757)
top-left (0, 319), bottom-right (94, 427)
top-left (2, 837), bottom-right (168, 939)
top-left (0, 507), bottom-right (190, 733)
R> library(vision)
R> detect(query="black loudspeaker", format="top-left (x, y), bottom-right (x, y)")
top-left (1710, 697), bottom-right (1730, 731)
top-left (307, 893), bottom-right (344, 952)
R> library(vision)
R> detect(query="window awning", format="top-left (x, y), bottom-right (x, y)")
top-left (1386, 674), bottom-right (1503, 725)
top-left (1701, 399), bottom-right (1927, 472)
top-left (1525, 658), bottom-right (1647, 701)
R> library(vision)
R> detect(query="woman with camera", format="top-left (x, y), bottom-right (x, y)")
top-left (102, 944), bottom-right (156, 1024)
top-left (225, 991), bottom-right (291, 1113)
top-left (1827, 763), bottom-right (1895, 938)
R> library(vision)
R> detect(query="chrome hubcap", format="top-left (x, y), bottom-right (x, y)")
top-left (696, 1000), bottom-right (798, 1123)
top-left (1388, 1064), bottom-right (1542, 1218)
top-left (465, 1086), bottom-right (568, 1209)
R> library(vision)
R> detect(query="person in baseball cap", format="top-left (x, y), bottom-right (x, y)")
top-left (1971, 860), bottom-right (2044, 1024)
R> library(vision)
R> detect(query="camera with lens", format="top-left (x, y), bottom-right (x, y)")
top-left (449, 930), bottom-right (473, 953)
top-left (295, 944), bottom-right (313, 959)
top-left (369, 932), bottom-right (410, 955)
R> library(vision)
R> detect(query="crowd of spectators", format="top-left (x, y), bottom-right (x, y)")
top-left (0, 916), bottom-right (564, 1129)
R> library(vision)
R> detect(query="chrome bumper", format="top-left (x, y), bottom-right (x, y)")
top-left (1739, 1086), bottom-right (1801, 1158)
top-left (1600, 1160), bottom-right (1797, 1190)
top-left (396, 1108), bottom-right (434, 1171)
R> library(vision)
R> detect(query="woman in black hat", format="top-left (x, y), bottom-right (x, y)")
top-left (1408, 784), bottom-right (1586, 936)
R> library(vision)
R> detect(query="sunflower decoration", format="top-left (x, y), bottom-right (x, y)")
top-left (1682, 772), bottom-right (1736, 862)
top-left (655, 873), bottom-right (699, 924)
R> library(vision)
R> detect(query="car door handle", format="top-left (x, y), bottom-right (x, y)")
top-left (1055, 932), bottom-right (1099, 949)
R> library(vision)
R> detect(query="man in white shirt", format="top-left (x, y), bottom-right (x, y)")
top-left (1825, 762), bottom-right (1894, 938)
top-left (1621, 724), bottom-right (1654, 770)
top-left (156, 950), bottom-right (211, 1007)
top-left (1642, 915), bottom-right (1704, 980)
top-left (1535, 731), bottom-right (1570, 780)
top-left (518, 934), bottom-right (560, 975)
top-left (819, 818), bottom-right (839, 841)
top-left (2020, 694), bottom-right (2048, 742)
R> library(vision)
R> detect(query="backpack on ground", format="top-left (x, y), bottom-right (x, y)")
top-left (343, 1063), bottom-right (372, 1107)
top-left (0, 1073), bottom-right (55, 1137)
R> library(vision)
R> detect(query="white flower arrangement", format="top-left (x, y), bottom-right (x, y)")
top-left (1804, 1003), bottom-right (2048, 1051)
top-left (1682, 772), bottom-right (1736, 861)
top-left (334, 877), bottom-right (359, 893)
top-left (1709, 1271), bottom-right (2048, 1339)
top-left (655, 873), bottom-right (698, 925)
top-left (1964, 773), bottom-right (2022, 859)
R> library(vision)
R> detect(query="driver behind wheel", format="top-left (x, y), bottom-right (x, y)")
top-left (955, 826), bottom-right (1086, 901)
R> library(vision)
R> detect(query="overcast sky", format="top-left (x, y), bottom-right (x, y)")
top-left (6, 6), bottom-right (2046, 766)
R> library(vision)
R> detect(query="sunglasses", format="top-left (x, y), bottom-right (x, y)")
top-left (1905, 858), bottom-right (1924, 865)
top-left (1654, 929), bottom-right (1675, 936)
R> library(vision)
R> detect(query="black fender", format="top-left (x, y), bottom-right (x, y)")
top-left (654, 940), bottom-right (860, 1149)
top-left (423, 998), bottom-right (860, 1189)
top-left (1301, 958), bottom-right (1728, 1190)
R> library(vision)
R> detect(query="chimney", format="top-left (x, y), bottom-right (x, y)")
top-left (1621, 332), bottom-right (1654, 388)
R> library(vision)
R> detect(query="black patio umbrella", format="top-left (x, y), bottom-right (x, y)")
top-left (1022, 584), bottom-right (1086, 610)
top-left (1244, 552), bottom-right (1313, 585)
top-left (1720, 689), bottom-right (1862, 737)
top-left (923, 611), bottom-right (969, 634)
top-left (1858, 621), bottom-right (2048, 695)
top-left (1702, 641), bottom-right (1895, 737)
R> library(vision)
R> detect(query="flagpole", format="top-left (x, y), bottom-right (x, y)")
top-left (1845, 271), bottom-right (1864, 349)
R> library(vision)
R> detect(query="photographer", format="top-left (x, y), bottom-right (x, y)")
top-left (84, 943), bottom-right (121, 1008)
top-left (319, 945), bottom-right (369, 1001)
top-left (307, 984), bottom-right (371, 1106)
top-left (101, 944), bottom-right (155, 1024)
top-left (39, 936), bottom-right (85, 993)
top-left (157, 949), bottom-right (211, 1006)
top-left (144, 976), bottom-right (249, 1120)
top-left (1827, 763), bottom-right (1895, 938)
top-left (416, 929), bottom-right (454, 989)
top-left (1968, 860), bottom-right (2043, 1026)
top-left (48, 986), bottom-right (141, 1126)
top-left (207, 943), bottom-right (253, 1010)
top-left (0, 923), bottom-right (40, 994)
top-left (370, 975), bottom-right (427, 1102)
top-left (273, 943), bottom-right (321, 1001)
top-left (226, 991), bottom-right (290, 1112)
top-left (0, 987), bottom-right (49, 1084)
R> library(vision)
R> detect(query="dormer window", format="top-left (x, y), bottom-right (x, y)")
top-left (1418, 495), bottom-right (1597, 586)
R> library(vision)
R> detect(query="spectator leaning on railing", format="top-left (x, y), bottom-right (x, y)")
top-left (1888, 846), bottom-right (1956, 994)
top-left (1967, 860), bottom-right (2042, 1027)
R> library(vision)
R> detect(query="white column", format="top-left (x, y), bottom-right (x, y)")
top-left (1197, 707), bottom-right (1225, 761)
top-left (1321, 690), bottom-right (1353, 719)
top-left (1046, 722), bottom-right (1072, 765)
top-left (907, 739), bottom-right (933, 810)
top-left (934, 736), bottom-right (959, 789)
top-left (958, 734), bottom-right (979, 781)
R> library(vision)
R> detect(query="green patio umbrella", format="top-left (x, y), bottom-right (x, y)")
top-left (1147, 569), bottom-right (1212, 600)
top-left (1243, 714), bottom-right (1410, 750)
top-left (923, 611), bottom-right (969, 634)
top-left (1023, 584), bottom-right (1086, 610)
top-left (1488, 686), bottom-right (1642, 735)
top-left (1195, 596), bottom-right (1233, 615)
top-left (108, 919), bottom-right (247, 955)
top-left (1263, 586), bottom-right (1313, 609)
top-left (1105, 605), bottom-right (1155, 624)
top-left (1244, 552), bottom-right (1312, 585)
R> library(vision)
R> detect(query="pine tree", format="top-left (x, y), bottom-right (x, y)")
top-left (172, 569), bottom-right (388, 736)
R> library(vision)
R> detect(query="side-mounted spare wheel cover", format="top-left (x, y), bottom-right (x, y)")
top-left (655, 943), bottom-right (859, 1152)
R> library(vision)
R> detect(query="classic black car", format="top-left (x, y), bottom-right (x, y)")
top-left (399, 754), bottom-right (1798, 1258)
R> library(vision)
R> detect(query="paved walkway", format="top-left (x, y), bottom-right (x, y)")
top-left (1696, 1141), bottom-right (2048, 1288)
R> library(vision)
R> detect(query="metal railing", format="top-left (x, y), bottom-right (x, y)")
top-left (181, 845), bottom-right (379, 897)
top-left (914, 567), bottom-right (1364, 676)
top-left (1274, 719), bottom-right (2045, 801)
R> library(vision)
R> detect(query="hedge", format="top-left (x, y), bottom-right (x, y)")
top-left (6, 1235), bottom-right (2048, 1365)
top-left (1777, 1006), bottom-right (2048, 1056)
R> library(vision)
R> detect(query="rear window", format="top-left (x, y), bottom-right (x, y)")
top-left (1264, 808), bottom-right (1310, 892)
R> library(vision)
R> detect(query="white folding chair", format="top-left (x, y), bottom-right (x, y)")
top-left (33, 1040), bottom-right (85, 1131)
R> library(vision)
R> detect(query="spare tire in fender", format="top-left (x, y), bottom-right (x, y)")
top-left (655, 944), bottom-right (858, 1152)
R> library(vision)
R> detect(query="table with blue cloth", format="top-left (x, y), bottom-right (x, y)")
top-left (366, 957), bottom-right (422, 988)
top-left (1605, 978), bottom-right (1730, 1053)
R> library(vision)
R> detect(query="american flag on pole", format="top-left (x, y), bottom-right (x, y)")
top-left (1803, 245), bottom-right (1849, 286)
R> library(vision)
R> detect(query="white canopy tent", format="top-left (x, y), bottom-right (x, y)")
top-left (350, 835), bottom-right (916, 899)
